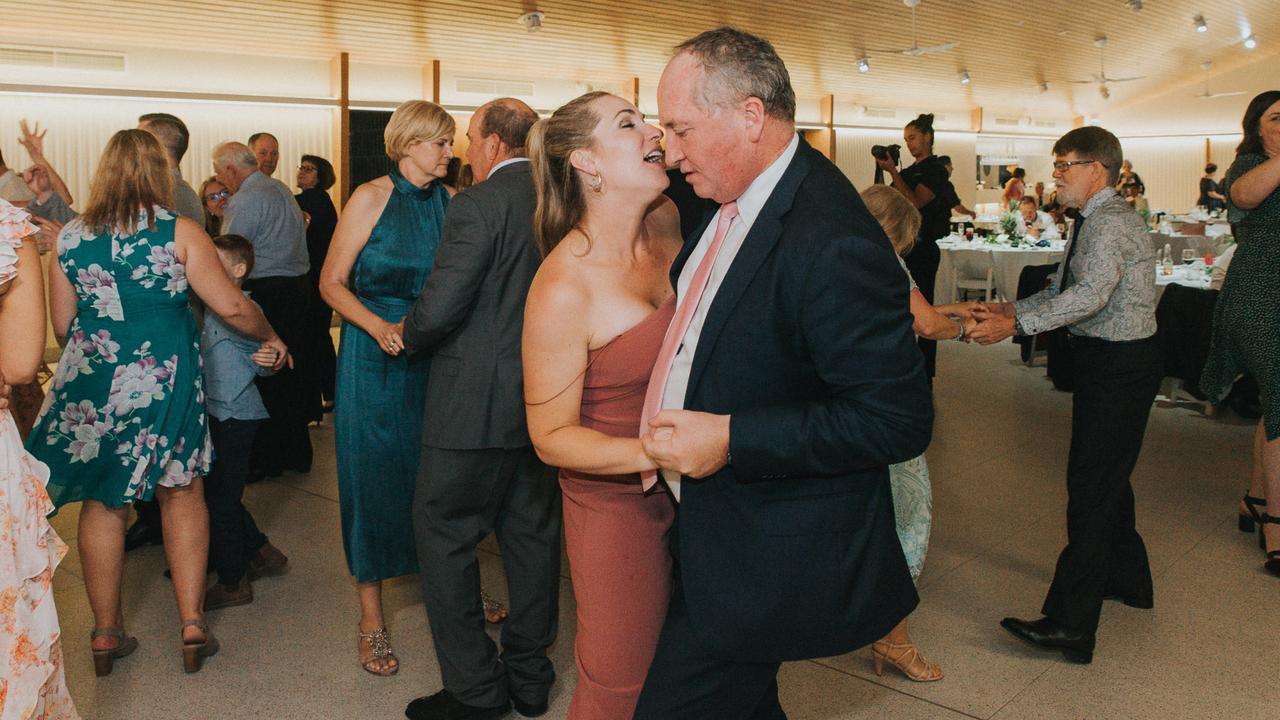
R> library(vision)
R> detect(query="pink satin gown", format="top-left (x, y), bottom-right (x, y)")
top-left (560, 298), bottom-right (677, 720)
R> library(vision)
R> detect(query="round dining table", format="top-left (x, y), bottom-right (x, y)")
top-left (934, 234), bottom-right (1066, 304)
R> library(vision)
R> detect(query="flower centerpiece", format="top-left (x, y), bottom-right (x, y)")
top-left (999, 210), bottom-right (1021, 246)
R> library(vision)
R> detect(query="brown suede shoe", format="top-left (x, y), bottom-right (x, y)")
top-left (203, 578), bottom-right (253, 611)
top-left (247, 542), bottom-right (289, 580)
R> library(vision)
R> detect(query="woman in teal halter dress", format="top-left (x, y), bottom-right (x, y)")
top-left (319, 100), bottom-right (454, 676)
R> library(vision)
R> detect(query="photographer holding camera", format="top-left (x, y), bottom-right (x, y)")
top-left (875, 113), bottom-right (962, 379)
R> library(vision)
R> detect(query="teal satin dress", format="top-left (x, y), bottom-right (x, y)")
top-left (336, 169), bottom-right (447, 583)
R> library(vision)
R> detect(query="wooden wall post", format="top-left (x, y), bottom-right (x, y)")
top-left (629, 76), bottom-right (641, 115)
top-left (1205, 137), bottom-right (1212, 165)
top-left (331, 52), bottom-right (350, 208)
top-left (423, 59), bottom-right (441, 104)
top-left (970, 107), bottom-right (984, 132)
top-left (813, 94), bottom-right (835, 160)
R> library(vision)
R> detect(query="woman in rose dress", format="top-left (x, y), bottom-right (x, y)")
top-left (523, 91), bottom-right (682, 719)
top-left (0, 199), bottom-right (78, 718)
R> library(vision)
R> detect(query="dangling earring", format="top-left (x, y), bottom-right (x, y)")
top-left (589, 174), bottom-right (603, 193)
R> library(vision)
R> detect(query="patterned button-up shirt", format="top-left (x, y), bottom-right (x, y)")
top-left (1014, 187), bottom-right (1156, 340)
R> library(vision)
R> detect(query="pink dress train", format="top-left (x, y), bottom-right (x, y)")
top-left (560, 298), bottom-right (676, 720)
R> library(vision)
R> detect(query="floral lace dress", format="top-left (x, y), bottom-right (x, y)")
top-left (0, 200), bottom-right (79, 719)
top-left (26, 208), bottom-right (212, 510)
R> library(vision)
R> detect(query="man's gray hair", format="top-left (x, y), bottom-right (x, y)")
top-left (212, 141), bottom-right (258, 171)
top-left (674, 27), bottom-right (796, 122)
top-left (1052, 126), bottom-right (1123, 185)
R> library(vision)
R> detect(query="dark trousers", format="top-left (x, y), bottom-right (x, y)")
top-left (204, 417), bottom-right (269, 585)
top-left (1042, 334), bottom-right (1161, 635)
top-left (634, 518), bottom-right (785, 720)
top-left (303, 276), bottom-right (336, 412)
top-left (243, 275), bottom-right (312, 474)
top-left (413, 446), bottom-right (561, 708)
top-left (904, 240), bottom-right (940, 378)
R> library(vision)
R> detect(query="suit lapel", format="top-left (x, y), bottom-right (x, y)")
top-left (683, 142), bottom-right (814, 403)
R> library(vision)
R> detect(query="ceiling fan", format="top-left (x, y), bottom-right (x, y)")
top-left (1193, 60), bottom-right (1247, 100)
top-left (1069, 36), bottom-right (1145, 99)
top-left (869, 0), bottom-right (959, 57)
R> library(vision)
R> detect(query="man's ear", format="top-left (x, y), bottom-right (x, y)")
top-left (742, 96), bottom-right (766, 142)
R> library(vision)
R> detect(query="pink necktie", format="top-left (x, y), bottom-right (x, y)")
top-left (639, 201), bottom-right (738, 491)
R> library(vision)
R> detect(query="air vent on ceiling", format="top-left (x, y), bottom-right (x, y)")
top-left (862, 106), bottom-right (897, 119)
top-left (994, 117), bottom-right (1023, 127)
top-left (1033, 120), bottom-right (1058, 128)
top-left (0, 45), bottom-right (126, 72)
top-left (455, 77), bottom-right (535, 97)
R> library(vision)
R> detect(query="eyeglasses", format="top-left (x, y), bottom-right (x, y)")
top-left (205, 190), bottom-right (229, 201)
top-left (298, 164), bottom-right (317, 172)
top-left (1052, 159), bottom-right (1099, 172)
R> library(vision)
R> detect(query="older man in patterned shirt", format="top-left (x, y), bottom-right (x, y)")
top-left (970, 126), bottom-right (1159, 665)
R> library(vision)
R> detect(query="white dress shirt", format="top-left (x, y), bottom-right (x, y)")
top-left (659, 134), bottom-right (799, 501)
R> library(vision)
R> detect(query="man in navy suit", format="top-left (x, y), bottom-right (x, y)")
top-left (634, 28), bottom-right (934, 719)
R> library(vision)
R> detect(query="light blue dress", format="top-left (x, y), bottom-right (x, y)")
top-left (893, 254), bottom-right (933, 581)
top-left (335, 169), bottom-right (447, 583)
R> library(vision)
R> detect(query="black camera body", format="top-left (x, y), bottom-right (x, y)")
top-left (871, 143), bottom-right (902, 165)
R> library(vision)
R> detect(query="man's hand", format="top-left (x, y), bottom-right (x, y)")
top-left (18, 119), bottom-right (48, 163)
top-left (969, 307), bottom-right (1018, 345)
top-left (641, 409), bottom-right (731, 480)
top-left (19, 165), bottom-right (53, 203)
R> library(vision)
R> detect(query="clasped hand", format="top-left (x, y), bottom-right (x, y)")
top-left (640, 409), bottom-right (731, 480)
top-left (967, 302), bottom-right (1018, 345)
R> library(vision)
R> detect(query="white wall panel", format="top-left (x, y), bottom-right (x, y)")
top-left (1118, 136), bottom-right (1218, 213)
top-left (0, 94), bottom-right (334, 210)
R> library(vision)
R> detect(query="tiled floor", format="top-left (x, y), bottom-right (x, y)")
top-left (51, 340), bottom-right (1270, 719)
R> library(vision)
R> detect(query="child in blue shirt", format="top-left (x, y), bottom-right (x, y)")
top-left (202, 234), bottom-right (290, 610)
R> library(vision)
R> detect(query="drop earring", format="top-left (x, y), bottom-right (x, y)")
top-left (589, 175), bottom-right (603, 193)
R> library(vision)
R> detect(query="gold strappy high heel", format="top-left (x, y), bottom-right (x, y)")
top-left (357, 626), bottom-right (399, 676)
top-left (871, 638), bottom-right (944, 682)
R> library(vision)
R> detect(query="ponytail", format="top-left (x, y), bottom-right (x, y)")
top-left (529, 91), bottom-right (608, 257)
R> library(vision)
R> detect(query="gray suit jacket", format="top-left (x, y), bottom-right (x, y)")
top-left (402, 160), bottom-right (541, 450)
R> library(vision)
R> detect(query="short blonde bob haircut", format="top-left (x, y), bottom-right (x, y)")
top-left (384, 100), bottom-right (456, 162)
top-left (860, 184), bottom-right (922, 257)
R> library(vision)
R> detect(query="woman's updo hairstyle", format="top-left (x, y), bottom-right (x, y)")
top-left (906, 113), bottom-right (936, 152)
top-left (528, 90), bottom-right (610, 257)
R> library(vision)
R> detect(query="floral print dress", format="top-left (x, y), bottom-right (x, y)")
top-left (26, 208), bottom-right (212, 509)
top-left (0, 199), bottom-right (78, 718)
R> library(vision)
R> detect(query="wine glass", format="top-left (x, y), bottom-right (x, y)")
top-left (1181, 248), bottom-right (1195, 266)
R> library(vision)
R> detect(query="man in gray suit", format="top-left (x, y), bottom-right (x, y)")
top-left (401, 98), bottom-right (560, 720)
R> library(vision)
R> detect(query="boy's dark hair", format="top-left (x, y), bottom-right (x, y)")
top-left (213, 233), bottom-right (255, 278)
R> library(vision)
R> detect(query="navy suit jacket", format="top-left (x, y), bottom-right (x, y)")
top-left (671, 138), bottom-right (933, 662)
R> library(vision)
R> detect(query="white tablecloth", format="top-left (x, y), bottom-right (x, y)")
top-left (935, 237), bottom-right (1065, 304)
top-left (1155, 262), bottom-right (1213, 300)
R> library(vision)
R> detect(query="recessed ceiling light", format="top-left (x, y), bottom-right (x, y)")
top-left (1194, 15), bottom-right (1208, 33)
top-left (1243, 34), bottom-right (1258, 49)
top-left (1126, 0), bottom-right (1143, 11)
top-left (1038, 81), bottom-right (1049, 93)
top-left (1099, 84), bottom-right (1110, 99)
top-left (958, 70), bottom-right (971, 85)
top-left (518, 11), bottom-right (544, 32)
top-left (857, 56), bottom-right (870, 73)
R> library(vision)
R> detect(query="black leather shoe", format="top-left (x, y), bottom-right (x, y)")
top-left (405, 689), bottom-right (510, 720)
top-left (123, 517), bottom-right (163, 552)
top-left (1104, 592), bottom-right (1153, 609)
top-left (1000, 616), bottom-right (1095, 664)
top-left (511, 696), bottom-right (548, 718)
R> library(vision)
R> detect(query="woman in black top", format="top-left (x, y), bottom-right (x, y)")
top-left (1198, 163), bottom-right (1226, 211)
top-left (295, 154), bottom-right (339, 416)
top-left (1115, 160), bottom-right (1145, 204)
top-left (876, 113), bottom-right (961, 378)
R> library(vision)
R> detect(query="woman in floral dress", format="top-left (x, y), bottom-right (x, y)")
top-left (25, 130), bottom-right (286, 675)
top-left (1, 199), bottom-right (78, 718)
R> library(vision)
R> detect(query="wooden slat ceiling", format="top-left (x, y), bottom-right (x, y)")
top-left (5, 0), bottom-right (1279, 119)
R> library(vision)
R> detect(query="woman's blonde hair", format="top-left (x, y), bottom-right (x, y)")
top-left (384, 100), bottom-right (455, 161)
top-left (860, 184), bottom-right (921, 257)
top-left (80, 129), bottom-right (174, 236)
top-left (528, 91), bottom-right (609, 257)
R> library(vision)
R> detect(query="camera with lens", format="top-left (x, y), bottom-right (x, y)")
top-left (871, 143), bottom-right (901, 165)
